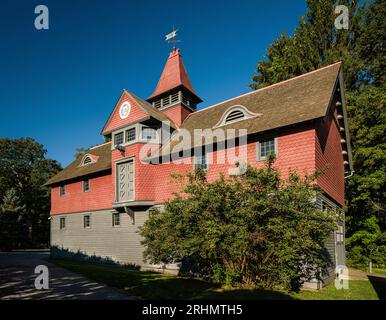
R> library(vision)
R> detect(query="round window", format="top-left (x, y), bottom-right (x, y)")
top-left (119, 102), bottom-right (131, 119)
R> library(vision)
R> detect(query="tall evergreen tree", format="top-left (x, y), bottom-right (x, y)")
top-left (249, 0), bottom-right (363, 91)
top-left (249, 0), bottom-right (386, 266)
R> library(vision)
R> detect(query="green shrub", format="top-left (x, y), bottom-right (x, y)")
top-left (139, 159), bottom-right (339, 291)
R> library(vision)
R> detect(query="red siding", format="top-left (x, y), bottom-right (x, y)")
top-left (50, 174), bottom-right (113, 215)
top-left (102, 91), bottom-right (149, 135)
top-left (152, 125), bottom-right (317, 203)
top-left (315, 104), bottom-right (345, 206)
top-left (51, 115), bottom-right (345, 213)
top-left (162, 104), bottom-right (192, 127)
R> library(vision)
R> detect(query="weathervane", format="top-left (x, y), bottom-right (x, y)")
top-left (165, 27), bottom-right (180, 49)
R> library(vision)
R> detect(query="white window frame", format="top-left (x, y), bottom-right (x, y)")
top-left (112, 212), bottom-right (121, 227)
top-left (83, 215), bottom-right (91, 228)
top-left (256, 137), bottom-right (278, 161)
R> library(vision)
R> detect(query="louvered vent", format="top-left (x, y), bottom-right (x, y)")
top-left (154, 100), bottom-right (162, 108)
top-left (225, 110), bottom-right (245, 123)
top-left (171, 92), bottom-right (179, 103)
top-left (83, 156), bottom-right (92, 164)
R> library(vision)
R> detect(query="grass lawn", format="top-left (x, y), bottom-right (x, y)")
top-left (50, 259), bottom-right (386, 300)
top-left (372, 268), bottom-right (386, 277)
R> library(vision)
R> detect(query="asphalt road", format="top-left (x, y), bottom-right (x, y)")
top-left (0, 252), bottom-right (133, 300)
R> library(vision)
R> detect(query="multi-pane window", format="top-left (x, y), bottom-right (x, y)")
top-left (83, 179), bottom-right (90, 192)
top-left (60, 217), bottom-right (66, 229)
top-left (126, 128), bottom-right (136, 142)
top-left (195, 153), bottom-right (208, 171)
top-left (59, 185), bottom-right (66, 196)
top-left (142, 127), bottom-right (157, 140)
top-left (112, 212), bottom-right (120, 226)
top-left (114, 132), bottom-right (124, 145)
top-left (257, 138), bottom-right (277, 160)
top-left (84, 215), bottom-right (91, 228)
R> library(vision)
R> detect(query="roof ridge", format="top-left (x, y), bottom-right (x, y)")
top-left (126, 89), bottom-right (177, 128)
top-left (89, 141), bottom-right (111, 150)
top-left (190, 61), bottom-right (342, 116)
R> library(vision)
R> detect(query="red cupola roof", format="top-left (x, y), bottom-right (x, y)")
top-left (148, 48), bottom-right (201, 102)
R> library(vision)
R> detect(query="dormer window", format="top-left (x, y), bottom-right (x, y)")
top-left (214, 105), bottom-right (261, 128)
top-left (79, 154), bottom-right (98, 167)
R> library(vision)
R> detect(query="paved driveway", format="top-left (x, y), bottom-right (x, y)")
top-left (0, 252), bottom-right (133, 300)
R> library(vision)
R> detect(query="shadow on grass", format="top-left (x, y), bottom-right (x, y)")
top-left (50, 258), bottom-right (295, 300)
top-left (368, 276), bottom-right (386, 300)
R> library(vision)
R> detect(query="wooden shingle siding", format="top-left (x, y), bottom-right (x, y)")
top-left (51, 209), bottom-right (149, 266)
top-left (315, 194), bottom-right (345, 286)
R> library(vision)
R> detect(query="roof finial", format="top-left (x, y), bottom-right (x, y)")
top-left (165, 26), bottom-right (180, 50)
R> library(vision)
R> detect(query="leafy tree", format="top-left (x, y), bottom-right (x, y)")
top-left (74, 147), bottom-right (86, 159)
top-left (0, 138), bottom-right (61, 249)
top-left (0, 189), bottom-right (26, 250)
top-left (249, 0), bottom-right (386, 267)
top-left (140, 162), bottom-right (339, 291)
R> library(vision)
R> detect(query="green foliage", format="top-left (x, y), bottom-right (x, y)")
top-left (357, 0), bottom-right (386, 87)
top-left (346, 217), bottom-right (386, 267)
top-left (346, 87), bottom-right (386, 226)
top-left (0, 138), bottom-right (61, 250)
top-left (140, 162), bottom-right (339, 291)
top-left (249, 0), bottom-right (386, 267)
top-left (74, 147), bottom-right (86, 159)
top-left (249, 0), bottom-right (363, 91)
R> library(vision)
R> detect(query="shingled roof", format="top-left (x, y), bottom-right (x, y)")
top-left (147, 48), bottom-right (201, 102)
top-left (45, 142), bottom-right (112, 186)
top-left (154, 62), bottom-right (342, 155)
top-left (47, 62), bottom-right (343, 184)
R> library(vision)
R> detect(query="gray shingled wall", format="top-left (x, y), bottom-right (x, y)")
top-left (51, 209), bottom-right (148, 266)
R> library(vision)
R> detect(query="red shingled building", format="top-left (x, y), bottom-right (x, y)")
top-left (46, 48), bottom-right (353, 288)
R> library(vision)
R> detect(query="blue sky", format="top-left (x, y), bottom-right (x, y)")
top-left (0, 0), bottom-right (307, 167)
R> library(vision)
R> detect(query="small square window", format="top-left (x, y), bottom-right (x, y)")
top-left (84, 215), bottom-right (91, 228)
top-left (257, 138), bottom-right (277, 160)
top-left (83, 179), bottom-right (90, 192)
top-left (112, 212), bottom-right (120, 226)
top-left (60, 217), bottom-right (66, 229)
top-left (114, 132), bottom-right (124, 146)
top-left (126, 128), bottom-right (136, 142)
top-left (59, 185), bottom-right (66, 196)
